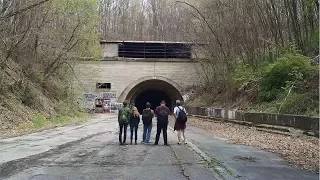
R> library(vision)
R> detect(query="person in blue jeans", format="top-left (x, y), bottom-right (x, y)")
top-left (130, 106), bottom-right (140, 145)
top-left (141, 102), bottom-right (154, 144)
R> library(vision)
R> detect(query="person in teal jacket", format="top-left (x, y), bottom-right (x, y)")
top-left (118, 101), bottom-right (130, 145)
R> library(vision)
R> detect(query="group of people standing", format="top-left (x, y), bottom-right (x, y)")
top-left (117, 100), bottom-right (187, 145)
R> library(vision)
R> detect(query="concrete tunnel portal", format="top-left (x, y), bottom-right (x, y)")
top-left (124, 79), bottom-right (183, 112)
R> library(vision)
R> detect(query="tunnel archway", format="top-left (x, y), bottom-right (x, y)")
top-left (118, 77), bottom-right (183, 112)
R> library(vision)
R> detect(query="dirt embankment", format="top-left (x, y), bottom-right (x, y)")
top-left (0, 60), bottom-right (85, 140)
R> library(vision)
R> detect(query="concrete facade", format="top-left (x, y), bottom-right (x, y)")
top-left (75, 60), bottom-right (201, 103)
top-left (102, 43), bottom-right (118, 58)
top-left (75, 41), bottom-right (204, 110)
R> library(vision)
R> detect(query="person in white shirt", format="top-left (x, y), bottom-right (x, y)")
top-left (173, 100), bottom-right (187, 144)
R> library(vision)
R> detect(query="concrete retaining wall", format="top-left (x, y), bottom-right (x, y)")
top-left (186, 106), bottom-right (319, 131)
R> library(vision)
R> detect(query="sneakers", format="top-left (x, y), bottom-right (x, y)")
top-left (177, 141), bottom-right (187, 145)
top-left (145, 142), bottom-right (152, 145)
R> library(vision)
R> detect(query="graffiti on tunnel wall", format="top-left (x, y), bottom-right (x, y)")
top-left (81, 92), bottom-right (118, 112)
top-left (84, 92), bottom-right (117, 100)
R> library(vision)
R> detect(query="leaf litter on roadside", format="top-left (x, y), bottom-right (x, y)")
top-left (187, 117), bottom-right (319, 173)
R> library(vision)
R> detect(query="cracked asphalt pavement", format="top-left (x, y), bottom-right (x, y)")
top-left (0, 114), bottom-right (318, 180)
top-left (0, 114), bottom-right (216, 180)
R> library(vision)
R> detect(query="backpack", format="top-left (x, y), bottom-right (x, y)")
top-left (157, 109), bottom-right (168, 124)
top-left (177, 107), bottom-right (187, 123)
top-left (142, 109), bottom-right (152, 125)
top-left (120, 108), bottom-right (130, 122)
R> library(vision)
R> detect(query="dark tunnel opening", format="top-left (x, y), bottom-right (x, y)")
top-left (134, 89), bottom-right (173, 113)
top-left (123, 79), bottom-right (183, 113)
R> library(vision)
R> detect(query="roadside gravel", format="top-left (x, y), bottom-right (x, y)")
top-left (187, 117), bottom-right (319, 173)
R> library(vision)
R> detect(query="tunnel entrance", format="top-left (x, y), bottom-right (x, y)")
top-left (122, 78), bottom-right (183, 113)
top-left (134, 89), bottom-right (172, 113)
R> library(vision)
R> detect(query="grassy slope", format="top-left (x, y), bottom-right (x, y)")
top-left (0, 60), bottom-right (87, 139)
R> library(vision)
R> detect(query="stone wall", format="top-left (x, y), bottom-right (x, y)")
top-left (186, 106), bottom-right (319, 131)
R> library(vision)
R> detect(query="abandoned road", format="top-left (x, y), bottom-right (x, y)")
top-left (0, 114), bottom-right (317, 180)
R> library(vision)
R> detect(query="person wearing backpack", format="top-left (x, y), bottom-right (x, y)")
top-left (173, 100), bottom-right (188, 145)
top-left (130, 106), bottom-right (140, 145)
top-left (141, 102), bottom-right (154, 144)
top-left (118, 101), bottom-right (130, 145)
top-left (154, 100), bottom-right (170, 146)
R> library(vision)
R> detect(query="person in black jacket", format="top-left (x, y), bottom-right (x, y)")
top-left (141, 102), bottom-right (154, 144)
top-left (154, 100), bottom-right (170, 146)
top-left (130, 106), bottom-right (140, 145)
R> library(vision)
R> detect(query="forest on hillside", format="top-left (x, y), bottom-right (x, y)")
top-left (0, 0), bottom-right (102, 135)
top-left (98, 0), bottom-right (319, 116)
top-left (0, 0), bottom-right (318, 136)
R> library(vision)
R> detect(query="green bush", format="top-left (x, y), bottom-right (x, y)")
top-left (259, 54), bottom-right (313, 101)
top-left (251, 92), bottom-right (318, 116)
top-left (32, 113), bottom-right (47, 128)
top-left (233, 63), bottom-right (259, 85)
top-left (258, 89), bottom-right (283, 102)
top-left (278, 93), bottom-right (307, 114)
top-left (278, 92), bottom-right (318, 116)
